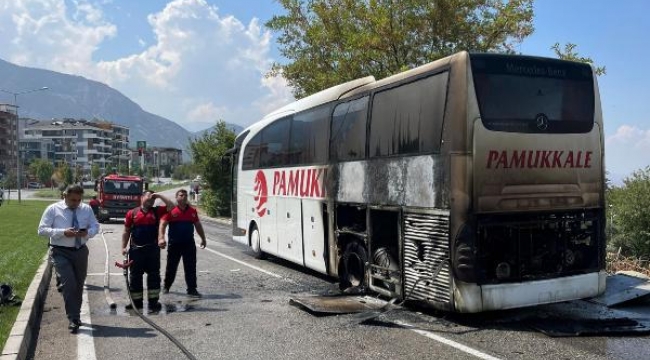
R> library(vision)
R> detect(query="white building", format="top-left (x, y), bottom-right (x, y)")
top-left (22, 119), bottom-right (130, 176)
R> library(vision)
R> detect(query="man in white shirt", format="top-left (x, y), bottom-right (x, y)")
top-left (37, 184), bottom-right (100, 333)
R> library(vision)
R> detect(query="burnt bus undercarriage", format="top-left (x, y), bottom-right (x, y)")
top-left (334, 204), bottom-right (453, 309)
top-left (334, 204), bottom-right (603, 311)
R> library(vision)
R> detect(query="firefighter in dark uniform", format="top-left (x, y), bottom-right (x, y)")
top-left (158, 189), bottom-right (207, 297)
top-left (121, 190), bottom-right (173, 310)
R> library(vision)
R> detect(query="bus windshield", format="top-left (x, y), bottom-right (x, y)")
top-left (471, 54), bottom-right (594, 134)
top-left (103, 180), bottom-right (142, 195)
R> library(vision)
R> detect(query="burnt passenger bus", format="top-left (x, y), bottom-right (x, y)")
top-left (229, 51), bottom-right (605, 312)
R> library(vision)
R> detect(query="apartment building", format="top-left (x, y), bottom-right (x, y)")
top-left (128, 146), bottom-right (183, 177)
top-left (22, 119), bottom-right (183, 179)
top-left (0, 104), bottom-right (17, 179)
top-left (23, 119), bottom-right (127, 176)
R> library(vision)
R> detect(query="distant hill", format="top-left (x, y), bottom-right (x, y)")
top-left (0, 58), bottom-right (239, 159)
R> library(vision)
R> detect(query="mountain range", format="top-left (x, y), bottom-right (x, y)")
top-left (0, 59), bottom-right (243, 158)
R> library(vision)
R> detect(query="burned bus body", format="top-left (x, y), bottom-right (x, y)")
top-left (229, 51), bottom-right (606, 313)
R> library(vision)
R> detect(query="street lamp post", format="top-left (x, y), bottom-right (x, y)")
top-left (609, 204), bottom-right (614, 241)
top-left (0, 86), bottom-right (49, 203)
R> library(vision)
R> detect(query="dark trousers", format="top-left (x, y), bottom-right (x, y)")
top-left (164, 241), bottom-right (197, 291)
top-left (128, 245), bottom-right (161, 303)
top-left (50, 245), bottom-right (88, 321)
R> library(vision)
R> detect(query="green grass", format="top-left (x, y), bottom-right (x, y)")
top-left (34, 189), bottom-right (97, 199)
top-left (0, 200), bottom-right (51, 349)
top-left (148, 184), bottom-right (176, 192)
top-left (148, 181), bottom-right (189, 192)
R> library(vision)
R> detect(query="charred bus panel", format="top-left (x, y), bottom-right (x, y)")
top-left (331, 60), bottom-right (454, 308)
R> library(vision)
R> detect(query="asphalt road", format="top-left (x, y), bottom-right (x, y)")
top-left (27, 190), bottom-right (650, 360)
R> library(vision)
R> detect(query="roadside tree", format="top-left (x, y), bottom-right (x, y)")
top-left (189, 121), bottom-right (236, 217)
top-left (552, 42), bottom-right (606, 75)
top-left (29, 159), bottom-right (54, 187)
top-left (607, 167), bottom-right (650, 258)
top-left (91, 164), bottom-right (102, 179)
top-left (267, 0), bottom-right (535, 97)
top-left (267, 0), bottom-right (605, 98)
top-left (172, 163), bottom-right (196, 180)
top-left (1, 169), bottom-right (17, 189)
top-left (52, 162), bottom-right (74, 187)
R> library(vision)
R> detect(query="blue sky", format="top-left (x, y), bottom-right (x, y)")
top-left (520, 1), bottom-right (650, 182)
top-left (0, 0), bottom-right (648, 181)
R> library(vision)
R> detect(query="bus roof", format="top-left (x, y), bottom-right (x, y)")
top-left (241, 75), bottom-right (375, 135)
top-left (340, 51), bottom-right (464, 100)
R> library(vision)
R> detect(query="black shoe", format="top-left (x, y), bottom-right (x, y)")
top-left (72, 319), bottom-right (82, 327)
top-left (148, 301), bottom-right (162, 312)
top-left (163, 287), bottom-right (170, 294)
top-left (125, 300), bottom-right (143, 310)
top-left (68, 321), bottom-right (79, 334)
top-left (187, 289), bottom-right (202, 298)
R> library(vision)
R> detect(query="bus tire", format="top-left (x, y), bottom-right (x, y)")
top-left (250, 224), bottom-right (266, 260)
top-left (338, 242), bottom-right (368, 291)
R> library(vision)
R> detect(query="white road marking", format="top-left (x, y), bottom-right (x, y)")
top-left (87, 272), bottom-right (123, 276)
top-left (78, 286), bottom-right (97, 360)
top-left (203, 246), bottom-right (283, 278)
top-left (393, 320), bottom-right (503, 360)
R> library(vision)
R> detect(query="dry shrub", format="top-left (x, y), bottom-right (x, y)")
top-left (606, 251), bottom-right (650, 277)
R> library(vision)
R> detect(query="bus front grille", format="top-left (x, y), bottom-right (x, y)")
top-left (403, 211), bottom-right (451, 304)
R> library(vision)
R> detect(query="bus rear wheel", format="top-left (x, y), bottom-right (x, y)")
top-left (338, 242), bottom-right (368, 291)
top-left (250, 224), bottom-right (266, 259)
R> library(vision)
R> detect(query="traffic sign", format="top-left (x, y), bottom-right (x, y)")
top-left (137, 140), bottom-right (146, 151)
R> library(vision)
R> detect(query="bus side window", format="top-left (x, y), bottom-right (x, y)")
top-left (369, 72), bottom-right (448, 157)
top-left (290, 104), bottom-right (331, 166)
top-left (330, 96), bottom-right (368, 162)
top-left (243, 133), bottom-right (261, 170)
top-left (259, 116), bottom-right (291, 168)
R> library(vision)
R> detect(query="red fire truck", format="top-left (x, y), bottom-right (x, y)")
top-left (95, 174), bottom-right (147, 222)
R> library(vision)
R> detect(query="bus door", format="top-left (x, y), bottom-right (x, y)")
top-left (229, 131), bottom-right (248, 241)
top-left (276, 196), bottom-right (303, 264)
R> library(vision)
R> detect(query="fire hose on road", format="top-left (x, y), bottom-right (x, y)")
top-left (101, 230), bottom-right (198, 360)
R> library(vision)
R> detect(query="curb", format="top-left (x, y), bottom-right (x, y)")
top-left (200, 215), bottom-right (232, 226)
top-left (1, 253), bottom-right (52, 360)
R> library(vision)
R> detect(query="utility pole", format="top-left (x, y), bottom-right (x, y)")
top-left (609, 204), bottom-right (614, 241)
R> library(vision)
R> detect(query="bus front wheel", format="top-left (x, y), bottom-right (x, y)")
top-left (250, 225), bottom-right (266, 260)
top-left (338, 242), bottom-right (368, 291)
